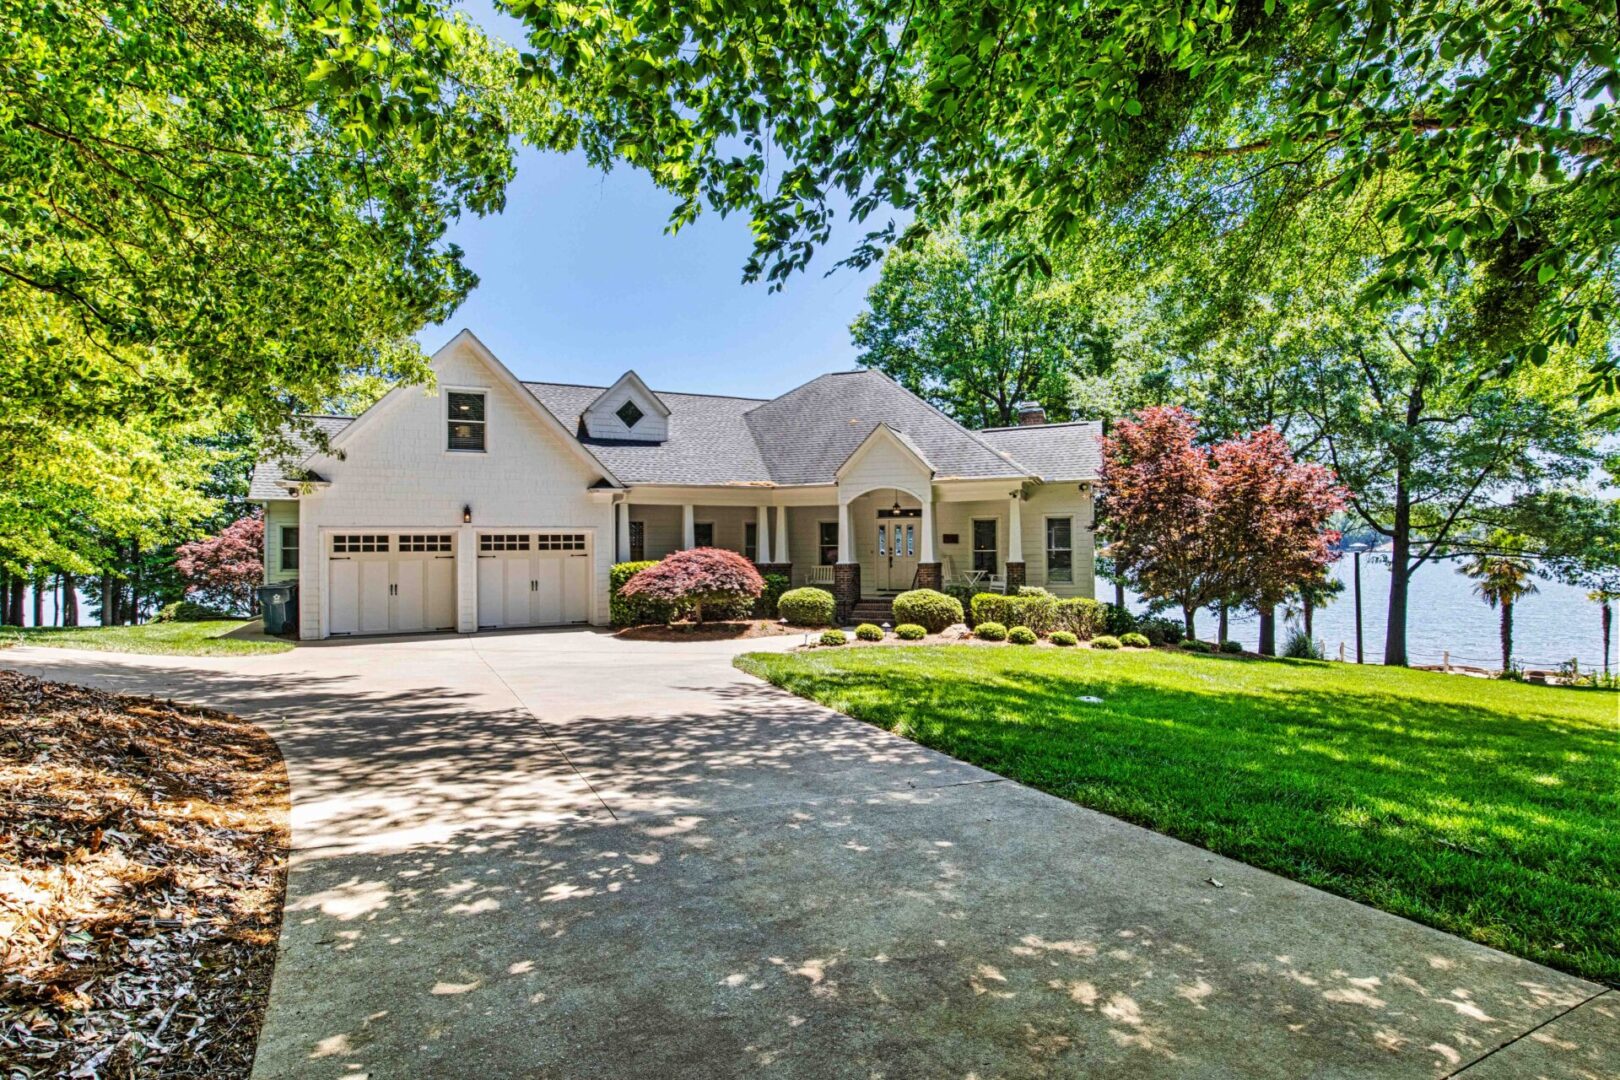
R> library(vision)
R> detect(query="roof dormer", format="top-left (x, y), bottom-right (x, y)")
top-left (582, 370), bottom-right (670, 442)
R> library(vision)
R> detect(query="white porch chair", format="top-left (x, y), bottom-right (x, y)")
top-left (804, 565), bottom-right (835, 586)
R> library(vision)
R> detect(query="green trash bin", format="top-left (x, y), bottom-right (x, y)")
top-left (258, 584), bottom-right (296, 635)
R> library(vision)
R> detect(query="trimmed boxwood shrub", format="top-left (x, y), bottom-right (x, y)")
top-left (1182, 639), bottom-right (1215, 653)
top-left (893, 588), bottom-right (963, 633)
top-left (619, 547), bottom-right (763, 623)
top-left (944, 584), bottom-right (977, 624)
top-left (1137, 615), bottom-right (1185, 646)
top-left (1050, 630), bottom-right (1078, 647)
top-left (971, 592), bottom-right (1057, 633)
top-left (754, 572), bottom-right (791, 618)
top-left (610, 561), bottom-right (668, 626)
top-left (1055, 597), bottom-right (1106, 639)
top-left (1102, 603), bottom-right (1138, 636)
top-left (894, 623), bottom-right (926, 640)
top-left (975, 621), bottom-right (1008, 642)
top-left (1119, 632), bottom-right (1150, 648)
top-left (1090, 634), bottom-right (1122, 650)
top-left (156, 600), bottom-right (231, 623)
top-left (1008, 625), bottom-right (1038, 645)
top-left (778, 587), bottom-right (837, 627)
top-left (1220, 639), bottom-right (1245, 654)
top-left (819, 629), bottom-right (848, 646)
top-left (855, 623), bottom-right (884, 641)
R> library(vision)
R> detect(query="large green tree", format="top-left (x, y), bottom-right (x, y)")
top-left (512, 0), bottom-right (1620, 388)
top-left (851, 227), bottom-right (1105, 427)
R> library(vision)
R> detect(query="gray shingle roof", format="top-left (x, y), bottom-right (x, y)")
top-left (252, 372), bottom-right (1102, 495)
top-left (248, 416), bottom-right (353, 500)
top-left (744, 370), bottom-right (1031, 484)
top-left (977, 421), bottom-right (1104, 482)
top-left (525, 383), bottom-right (774, 485)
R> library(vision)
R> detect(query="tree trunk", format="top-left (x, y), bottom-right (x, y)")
top-left (1258, 606), bottom-right (1276, 656)
top-left (1500, 601), bottom-right (1513, 675)
top-left (1217, 603), bottom-right (1229, 644)
top-left (1113, 579), bottom-right (1125, 609)
top-left (63, 573), bottom-right (79, 627)
top-left (5, 576), bottom-right (23, 628)
top-left (1603, 601), bottom-right (1612, 677)
top-left (32, 577), bottom-right (44, 628)
top-left (1303, 602), bottom-right (1314, 641)
top-left (1182, 604), bottom-right (1196, 640)
top-left (129, 541), bottom-right (142, 624)
top-left (101, 571), bottom-right (115, 625)
top-left (1384, 513), bottom-right (1411, 666)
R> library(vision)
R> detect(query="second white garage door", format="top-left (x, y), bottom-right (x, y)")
top-left (476, 532), bottom-right (591, 629)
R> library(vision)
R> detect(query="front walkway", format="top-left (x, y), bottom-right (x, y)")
top-left (5, 633), bottom-right (1613, 1078)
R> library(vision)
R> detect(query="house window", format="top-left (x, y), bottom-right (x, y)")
top-left (399, 534), bottom-right (453, 553)
top-left (479, 534), bottom-right (530, 552)
top-left (744, 522), bottom-right (759, 562)
top-left (615, 399), bottom-right (645, 428)
top-left (280, 526), bottom-right (299, 571)
top-left (333, 534), bottom-right (389, 553)
top-left (447, 391), bottom-right (487, 452)
top-left (1046, 517), bottom-right (1073, 584)
top-left (629, 521), bottom-right (645, 561)
top-left (818, 522), bottom-right (839, 565)
top-left (972, 519), bottom-right (998, 575)
top-left (693, 522), bottom-right (714, 548)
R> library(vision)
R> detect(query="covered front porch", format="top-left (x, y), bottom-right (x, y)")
top-left (612, 481), bottom-right (1040, 617)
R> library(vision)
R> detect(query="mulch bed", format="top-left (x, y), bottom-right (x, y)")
top-left (615, 619), bottom-right (804, 641)
top-left (0, 672), bottom-right (289, 1079)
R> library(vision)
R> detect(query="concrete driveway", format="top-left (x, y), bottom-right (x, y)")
top-left (6, 632), bottom-right (1614, 1079)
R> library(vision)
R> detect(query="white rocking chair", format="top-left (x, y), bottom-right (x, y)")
top-left (804, 565), bottom-right (835, 586)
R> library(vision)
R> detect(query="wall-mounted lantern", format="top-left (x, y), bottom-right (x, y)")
top-left (462, 504), bottom-right (473, 524)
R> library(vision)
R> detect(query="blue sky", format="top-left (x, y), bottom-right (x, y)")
top-left (423, 2), bottom-right (888, 399)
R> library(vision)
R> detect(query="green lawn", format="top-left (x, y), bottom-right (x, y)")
top-left (736, 645), bottom-right (1620, 985)
top-left (1, 620), bottom-right (293, 656)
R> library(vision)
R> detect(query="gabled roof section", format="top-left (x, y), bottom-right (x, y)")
top-left (745, 370), bottom-right (1035, 485)
top-left (248, 415), bottom-right (354, 500)
top-left (330, 329), bottom-right (622, 487)
top-left (977, 421), bottom-right (1105, 482)
top-left (835, 422), bottom-right (936, 480)
top-left (526, 382), bottom-right (773, 485)
top-left (586, 370), bottom-right (670, 418)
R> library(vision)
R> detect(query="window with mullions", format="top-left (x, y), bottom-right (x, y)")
top-left (448, 391), bottom-right (486, 452)
top-left (1045, 517), bottom-right (1073, 584)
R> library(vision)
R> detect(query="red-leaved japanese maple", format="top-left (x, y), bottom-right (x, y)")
top-left (618, 547), bottom-right (764, 623)
top-left (1101, 407), bottom-right (1346, 643)
top-left (174, 512), bottom-right (265, 614)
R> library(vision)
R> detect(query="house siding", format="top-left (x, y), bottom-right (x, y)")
top-left (294, 341), bottom-right (615, 637)
top-left (263, 501), bottom-right (300, 585)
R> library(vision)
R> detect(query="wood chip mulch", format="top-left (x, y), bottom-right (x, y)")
top-left (0, 671), bottom-right (290, 1079)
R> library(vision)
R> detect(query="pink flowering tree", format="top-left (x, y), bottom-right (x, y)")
top-left (174, 513), bottom-right (264, 614)
top-left (618, 547), bottom-right (764, 623)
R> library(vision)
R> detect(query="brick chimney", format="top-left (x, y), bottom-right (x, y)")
top-left (1015, 401), bottom-right (1046, 426)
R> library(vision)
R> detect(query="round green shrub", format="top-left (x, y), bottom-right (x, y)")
top-left (1220, 639), bottom-right (1245, 654)
top-left (1007, 626), bottom-right (1038, 645)
top-left (975, 621), bottom-right (1008, 642)
top-left (892, 588), bottom-right (964, 633)
top-left (1102, 603), bottom-right (1138, 636)
top-left (819, 629), bottom-right (848, 646)
top-left (854, 622), bottom-right (884, 641)
top-left (1050, 630), bottom-right (1078, 647)
top-left (894, 623), bottom-right (926, 641)
top-left (1137, 615), bottom-right (1185, 646)
top-left (1119, 632), bottom-right (1150, 648)
top-left (1090, 634), bottom-right (1122, 650)
top-left (1182, 639), bottom-right (1214, 653)
top-left (610, 561), bottom-right (667, 626)
top-left (778, 587), bottom-right (837, 627)
top-left (156, 600), bottom-right (231, 623)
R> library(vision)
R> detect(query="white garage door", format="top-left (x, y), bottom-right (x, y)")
top-left (328, 533), bottom-right (456, 636)
top-left (476, 532), bottom-right (590, 629)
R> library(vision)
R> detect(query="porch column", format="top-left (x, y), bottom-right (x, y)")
top-left (837, 500), bottom-right (853, 563)
top-left (916, 493), bottom-right (942, 590)
top-left (617, 501), bottom-right (631, 562)
top-left (1005, 494), bottom-right (1026, 590)
top-left (756, 505), bottom-right (770, 563)
top-left (681, 503), bottom-right (696, 549)
top-left (773, 505), bottom-right (789, 564)
top-left (834, 497), bottom-right (859, 620)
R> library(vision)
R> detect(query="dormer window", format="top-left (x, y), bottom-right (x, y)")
top-left (616, 399), bottom-right (645, 429)
top-left (448, 391), bottom-right (486, 452)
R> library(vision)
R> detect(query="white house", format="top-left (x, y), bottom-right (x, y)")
top-left (251, 330), bottom-right (1102, 639)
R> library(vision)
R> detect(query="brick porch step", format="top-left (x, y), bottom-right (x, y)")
top-left (849, 598), bottom-right (897, 625)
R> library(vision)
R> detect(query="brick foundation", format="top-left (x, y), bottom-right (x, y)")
top-left (914, 562), bottom-right (942, 591)
top-left (833, 562), bottom-right (861, 622)
top-left (1005, 561), bottom-right (1026, 591)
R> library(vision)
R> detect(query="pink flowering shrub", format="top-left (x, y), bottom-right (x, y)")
top-left (174, 513), bottom-right (264, 615)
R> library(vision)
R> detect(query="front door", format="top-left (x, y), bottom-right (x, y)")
top-left (875, 512), bottom-right (919, 591)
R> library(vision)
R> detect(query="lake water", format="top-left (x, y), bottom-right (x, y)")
top-left (1130, 556), bottom-right (1616, 672)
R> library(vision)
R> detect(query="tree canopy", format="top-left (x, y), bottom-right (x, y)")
top-left (512, 0), bottom-right (1620, 389)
